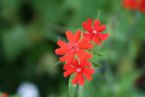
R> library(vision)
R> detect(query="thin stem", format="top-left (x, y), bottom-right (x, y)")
top-left (75, 84), bottom-right (79, 97)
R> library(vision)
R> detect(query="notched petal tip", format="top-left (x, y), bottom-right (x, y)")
top-left (82, 18), bottom-right (93, 32)
top-left (59, 57), bottom-right (65, 62)
top-left (73, 30), bottom-right (81, 42)
top-left (57, 40), bottom-right (67, 47)
top-left (64, 71), bottom-right (70, 78)
top-left (98, 25), bottom-right (106, 32)
top-left (66, 30), bottom-right (74, 42)
top-left (55, 48), bottom-right (64, 55)
top-left (94, 19), bottom-right (100, 29)
top-left (87, 18), bottom-right (92, 24)
top-left (55, 49), bottom-right (60, 54)
top-left (100, 33), bottom-right (109, 41)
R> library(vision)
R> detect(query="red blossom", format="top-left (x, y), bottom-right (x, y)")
top-left (82, 18), bottom-right (109, 45)
top-left (123, 0), bottom-right (138, 10)
top-left (55, 30), bottom-right (93, 63)
top-left (2, 93), bottom-right (8, 97)
top-left (63, 60), bottom-right (95, 86)
top-left (138, 0), bottom-right (145, 12)
top-left (123, 0), bottom-right (145, 13)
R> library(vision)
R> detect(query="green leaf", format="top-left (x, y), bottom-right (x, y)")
top-left (94, 52), bottom-right (108, 56)
top-left (93, 63), bottom-right (101, 67)
top-left (69, 75), bottom-right (78, 97)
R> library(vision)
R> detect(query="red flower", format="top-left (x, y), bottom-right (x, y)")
top-left (82, 19), bottom-right (109, 45)
top-left (123, 0), bottom-right (138, 10)
top-left (55, 30), bottom-right (93, 63)
top-left (123, 0), bottom-right (145, 13)
top-left (63, 60), bottom-right (95, 86)
top-left (2, 93), bottom-right (8, 97)
top-left (138, 0), bottom-right (145, 12)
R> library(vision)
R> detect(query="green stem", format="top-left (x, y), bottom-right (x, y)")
top-left (75, 85), bottom-right (79, 97)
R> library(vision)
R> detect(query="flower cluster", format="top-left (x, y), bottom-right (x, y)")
top-left (123, 0), bottom-right (145, 13)
top-left (55, 18), bottom-right (109, 86)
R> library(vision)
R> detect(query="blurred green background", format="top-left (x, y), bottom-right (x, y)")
top-left (0, 0), bottom-right (145, 97)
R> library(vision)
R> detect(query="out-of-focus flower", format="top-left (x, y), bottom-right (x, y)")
top-left (123, 0), bottom-right (138, 10)
top-left (17, 82), bottom-right (40, 97)
top-left (138, 0), bottom-right (145, 12)
top-left (63, 60), bottom-right (95, 86)
top-left (123, 0), bottom-right (145, 13)
top-left (1, 93), bottom-right (8, 97)
top-left (55, 30), bottom-right (93, 63)
top-left (82, 18), bottom-right (109, 45)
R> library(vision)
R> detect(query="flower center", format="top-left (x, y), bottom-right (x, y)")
top-left (68, 43), bottom-right (80, 52)
top-left (76, 68), bottom-right (82, 72)
top-left (92, 30), bottom-right (98, 34)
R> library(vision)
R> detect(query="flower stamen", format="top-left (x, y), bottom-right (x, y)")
top-left (76, 68), bottom-right (82, 72)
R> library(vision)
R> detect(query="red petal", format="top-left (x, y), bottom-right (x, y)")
top-left (59, 52), bottom-right (74, 63)
top-left (72, 74), bottom-right (79, 85)
top-left (83, 68), bottom-right (95, 75)
top-left (66, 31), bottom-right (74, 43)
top-left (83, 68), bottom-right (95, 81)
top-left (82, 18), bottom-right (93, 32)
top-left (81, 61), bottom-right (92, 67)
top-left (77, 50), bottom-right (92, 62)
top-left (79, 38), bottom-right (93, 49)
top-left (72, 73), bottom-right (84, 85)
top-left (94, 19), bottom-right (100, 30)
top-left (139, 0), bottom-right (145, 13)
top-left (55, 48), bottom-right (67, 55)
top-left (73, 30), bottom-right (81, 42)
top-left (83, 33), bottom-right (92, 42)
top-left (123, 0), bottom-right (138, 9)
top-left (93, 37), bottom-right (102, 45)
top-left (57, 40), bottom-right (67, 47)
top-left (99, 33), bottom-right (109, 41)
top-left (63, 64), bottom-right (75, 70)
top-left (73, 60), bottom-right (79, 67)
top-left (77, 73), bottom-right (84, 86)
top-left (83, 73), bottom-right (92, 81)
top-left (98, 25), bottom-right (106, 32)
top-left (64, 70), bottom-right (74, 78)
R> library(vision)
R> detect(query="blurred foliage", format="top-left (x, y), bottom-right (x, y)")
top-left (0, 0), bottom-right (145, 97)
